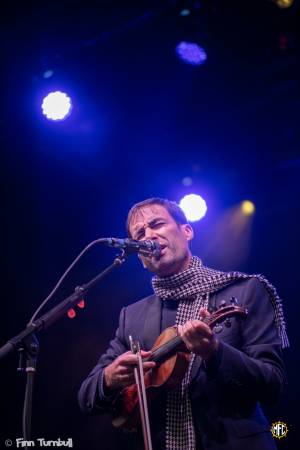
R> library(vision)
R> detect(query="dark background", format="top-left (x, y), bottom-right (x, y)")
top-left (1, 1), bottom-right (299, 449)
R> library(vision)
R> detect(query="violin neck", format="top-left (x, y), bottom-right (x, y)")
top-left (149, 317), bottom-right (211, 364)
top-left (150, 335), bottom-right (183, 363)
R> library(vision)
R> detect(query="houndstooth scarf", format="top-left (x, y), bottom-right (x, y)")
top-left (151, 256), bottom-right (289, 450)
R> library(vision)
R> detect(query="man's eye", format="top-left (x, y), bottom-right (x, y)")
top-left (153, 222), bottom-right (164, 228)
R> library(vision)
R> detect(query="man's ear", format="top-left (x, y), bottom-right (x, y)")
top-left (181, 223), bottom-right (194, 242)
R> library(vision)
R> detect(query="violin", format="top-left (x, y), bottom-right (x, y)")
top-left (112, 300), bottom-right (248, 432)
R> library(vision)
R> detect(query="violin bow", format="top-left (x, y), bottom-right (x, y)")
top-left (129, 335), bottom-right (153, 450)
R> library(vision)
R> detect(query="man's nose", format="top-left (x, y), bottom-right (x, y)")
top-left (144, 226), bottom-right (158, 240)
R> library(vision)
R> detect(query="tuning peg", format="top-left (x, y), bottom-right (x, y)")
top-left (225, 318), bottom-right (231, 328)
top-left (230, 296), bottom-right (238, 305)
top-left (213, 323), bottom-right (223, 333)
top-left (219, 300), bottom-right (227, 308)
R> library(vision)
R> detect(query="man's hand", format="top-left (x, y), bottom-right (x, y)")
top-left (104, 350), bottom-right (156, 391)
top-left (177, 307), bottom-right (219, 360)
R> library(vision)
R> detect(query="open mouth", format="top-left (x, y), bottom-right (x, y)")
top-left (158, 244), bottom-right (167, 256)
top-left (149, 244), bottom-right (166, 260)
top-left (142, 243), bottom-right (167, 259)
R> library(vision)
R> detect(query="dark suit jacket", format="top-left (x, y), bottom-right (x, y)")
top-left (78, 278), bottom-right (286, 450)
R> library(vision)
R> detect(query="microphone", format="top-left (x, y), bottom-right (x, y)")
top-left (102, 238), bottom-right (161, 257)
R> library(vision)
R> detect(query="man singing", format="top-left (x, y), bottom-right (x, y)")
top-left (78, 197), bottom-right (288, 450)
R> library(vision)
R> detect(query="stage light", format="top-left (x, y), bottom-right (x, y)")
top-left (43, 70), bottom-right (54, 79)
top-left (182, 177), bottom-right (193, 186)
top-left (180, 9), bottom-right (191, 16)
top-left (179, 194), bottom-right (207, 222)
top-left (241, 200), bottom-right (255, 216)
top-left (275, 0), bottom-right (294, 8)
top-left (176, 41), bottom-right (207, 66)
top-left (41, 91), bottom-right (72, 121)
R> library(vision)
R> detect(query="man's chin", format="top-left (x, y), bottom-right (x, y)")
top-left (150, 259), bottom-right (179, 278)
top-left (146, 253), bottom-right (191, 277)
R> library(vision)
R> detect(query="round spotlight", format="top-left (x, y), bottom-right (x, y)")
top-left (275, 0), bottom-right (294, 9)
top-left (241, 200), bottom-right (255, 216)
top-left (179, 194), bottom-right (207, 222)
top-left (180, 9), bottom-right (191, 16)
top-left (182, 176), bottom-right (193, 186)
top-left (43, 70), bottom-right (54, 79)
top-left (176, 41), bottom-right (207, 66)
top-left (41, 91), bottom-right (72, 121)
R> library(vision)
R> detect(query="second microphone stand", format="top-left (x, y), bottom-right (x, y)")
top-left (0, 251), bottom-right (127, 445)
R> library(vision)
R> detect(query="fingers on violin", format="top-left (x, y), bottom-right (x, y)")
top-left (119, 353), bottom-right (140, 366)
top-left (119, 374), bottom-right (135, 387)
top-left (142, 361), bottom-right (156, 371)
top-left (179, 321), bottom-right (211, 343)
top-left (119, 350), bottom-right (151, 364)
top-left (118, 353), bottom-right (155, 371)
top-left (118, 364), bottom-right (134, 376)
top-left (140, 350), bottom-right (152, 357)
top-left (199, 307), bottom-right (210, 319)
top-left (118, 351), bottom-right (135, 361)
top-left (191, 320), bottom-right (212, 338)
top-left (180, 320), bottom-right (197, 337)
top-left (177, 324), bottom-right (191, 347)
top-left (177, 324), bottom-right (184, 337)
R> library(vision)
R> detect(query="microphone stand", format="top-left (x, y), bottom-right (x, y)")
top-left (0, 251), bottom-right (127, 445)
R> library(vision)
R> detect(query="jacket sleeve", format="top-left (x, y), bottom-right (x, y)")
top-left (204, 277), bottom-right (287, 404)
top-left (78, 306), bottom-right (129, 415)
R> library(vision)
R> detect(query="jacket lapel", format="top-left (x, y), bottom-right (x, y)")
top-left (142, 295), bottom-right (162, 350)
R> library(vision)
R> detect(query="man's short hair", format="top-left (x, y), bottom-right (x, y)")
top-left (126, 197), bottom-right (188, 237)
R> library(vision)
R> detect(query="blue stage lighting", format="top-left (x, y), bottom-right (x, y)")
top-left (176, 41), bottom-right (207, 66)
top-left (179, 194), bottom-right (207, 222)
top-left (41, 91), bottom-right (72, 121)
top-left (43, 70), bottom-right (54, 79)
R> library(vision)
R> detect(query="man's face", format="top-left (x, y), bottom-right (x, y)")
top-left (129, 204), bottom-right (193, 277)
